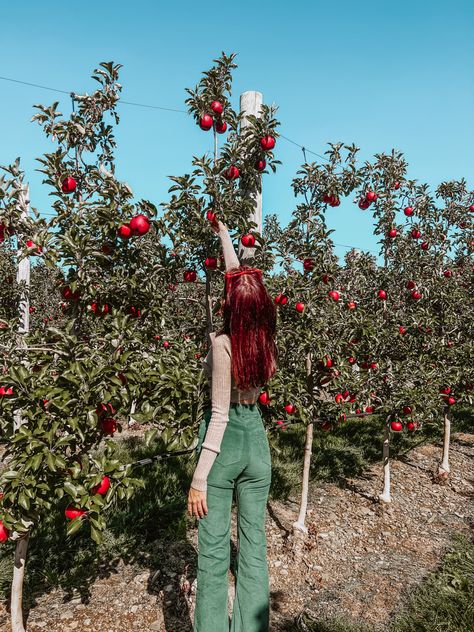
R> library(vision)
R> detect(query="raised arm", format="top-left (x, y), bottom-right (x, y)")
top-left (191, 334), bottom-right (232, 492)
top-left (216, 220), bottom-right (240, 271)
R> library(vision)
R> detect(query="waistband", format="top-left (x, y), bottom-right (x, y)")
top-left (204, 402), bottom-right (262, 424)
top-left (204, 402), bottom-right (259, 411)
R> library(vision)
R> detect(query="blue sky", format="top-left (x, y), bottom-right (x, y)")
top-left (1, 0), bottom-right (473, 261)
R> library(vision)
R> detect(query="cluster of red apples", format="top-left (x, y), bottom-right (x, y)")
top-left (198, 99), bottom-right (276, 178)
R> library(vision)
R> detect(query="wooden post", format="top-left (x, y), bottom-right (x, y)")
top-left (239, 91), bottom-right (263, 262)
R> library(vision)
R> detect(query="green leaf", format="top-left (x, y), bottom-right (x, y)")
top-left (90, 523), bottom-right (102, 544)
top-left (66, 516), bottom-right (85, 536)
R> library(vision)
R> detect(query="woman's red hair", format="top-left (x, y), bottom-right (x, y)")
top-left (218, 266), bottom-right (277, 390)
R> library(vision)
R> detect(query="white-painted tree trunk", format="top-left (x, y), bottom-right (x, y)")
top-left (293, 421), bottom-right (314, 533)
top-left (293, 353), bottom-right (314, 532)
top-left (11, 534), bottom-right (29, 632)
top-left (128, 399), bottom-right (137, 427)
top-left (379, 422), bottom-right (391, 503)
top-left (438, 409), bottom-right (451, 476)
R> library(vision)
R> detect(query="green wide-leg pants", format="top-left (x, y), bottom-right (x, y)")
top-left (193, 403), bottom-right (272, 632)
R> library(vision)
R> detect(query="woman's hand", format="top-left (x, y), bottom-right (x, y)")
top-left (188, 486), bottom-right (208, 519)
top-left (209, 216), bottom-right (222, 235)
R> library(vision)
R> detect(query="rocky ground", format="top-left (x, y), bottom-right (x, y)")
top-left (1, 432), bottom-right (473, 631)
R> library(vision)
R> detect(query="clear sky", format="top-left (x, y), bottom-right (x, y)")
top-left (1, 0), bottom-right (473, 260)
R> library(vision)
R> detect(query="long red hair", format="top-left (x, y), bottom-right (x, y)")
top-left (218, 266), bottom-right (277, 390)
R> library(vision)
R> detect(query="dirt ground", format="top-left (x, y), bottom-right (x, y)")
top-left (1, 432), bottom-right (473, 631)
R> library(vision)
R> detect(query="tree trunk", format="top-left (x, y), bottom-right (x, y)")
top-left (11, 534), bottom-right (29, 632)
top-left (293, 352), bottom-right (314, 533)
top-left (379, 421), bottom-right (391, 503)
top-left (293, 421), bottom-right (314, 533)
top-left (438, 408), bottom-right (451, 477)
top-left (128, 399), bottom-right (137, 427)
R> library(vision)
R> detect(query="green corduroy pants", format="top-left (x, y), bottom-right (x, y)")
top-left (193, 403), bottom-right (272, 632)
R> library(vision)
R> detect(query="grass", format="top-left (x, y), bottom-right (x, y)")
top-left (296, 532), bottom-right (474, 632)
top-left (0, 406), bottom-right (472, 611)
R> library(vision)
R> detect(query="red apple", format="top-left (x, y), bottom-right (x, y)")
top-left (224, 165), bottom-right (240, 180)
top-left (391, 420), bottom-right (403, 432)
top-left (347, 301), bottom-right (357, 310)
top-left (101, 417), bottom-right (117, 435)
top-left (404, 206), bottom-right (414, 216)
top-left (199, 114), bottom-right (213, 130)
top-left (129, 214), bottom-right (151, 236)
top-left (275, 293), bottom-right (288, 305)
top-left (303, 258), bottom-right (314, 271)
top-left (411, 228), bottom-right (421, 239)
top-left (259, 392), bottom-right (270, 405)
top-left (440, 386), bottom-right (451, 395)
top-left (388, 228), bottom-right (397, 238)
top-left (321, 274), bottom-right (330, 284)
top-left (393, 181), bottom-right (401, 189)
top-left (163, 341), bottom-right (170, 349)
top-left (405, 280), bottom-right (416, 290)
top-left (210, 101), bottom-right (223, 115)
top-left (284, 403), bottom-right (296, 414)
top-left (183, 269), bottom-right (197, 282)
top-left (348, 356), bottom-right (356, 364)
top-left (65, 506), bottom-right (87, 520)
top-left (92, 476), bottom-right (110, 496)
top-left (443, 270), bottom-right (453, 278)
top-left (215, 120), bottom-right (227, 134)
top-left (365, 406), bottom-right (374, 414)
top-left (335, 393), bottom-right (344, 404)
top-left (411, 290), bottom-right (422, 300)
top-left (260, 135), bottom-right (276, 151)
top-left (206, 209), bottom-right (216, 222)
top-left (420, 241), bottom-right (429, 250)
top-left (366, 191), bottom-right (377, 202)
top-left (128, 306), bottom-right (141, 318)
top-left (358, 199), bottom-right (370, 210)
top-left (0, 520), bottom-right (8, 543)
top-left (255, 158), bottom-right (266, 171)
top-left (402, 406), bottom-right (412, 415)
top-left (328, 290), bottom-right (340, 301)
top-left (62, 286), bottom-right (80, 302)
top-left (61, 176), bottom-right (77, 193)
top-left (241, 234), bottom-right (256, 248)
top-left (117, 224), bottom-right (132, 239)
top-left (26, 239), bottom-right (42, 255)
top-left (205, 257), bottom-right (218, 269)
top-left (446, 396), bottom-right (456, 406)
top-left (295, 302), bottom-right (305, 313)
top-left (399, 326), bottom-right (407, 334)
top-left (378, 289), bottom-right (387, 300)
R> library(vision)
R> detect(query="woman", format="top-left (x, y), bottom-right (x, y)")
top-left (188, 217), bottom-right (277, 632)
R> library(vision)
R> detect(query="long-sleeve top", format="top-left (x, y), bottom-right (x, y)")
top-left (190, 223), bottom-right (262, 492)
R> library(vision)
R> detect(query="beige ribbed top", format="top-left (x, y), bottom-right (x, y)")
top-left (190, 222), bottom-right (262, 492)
